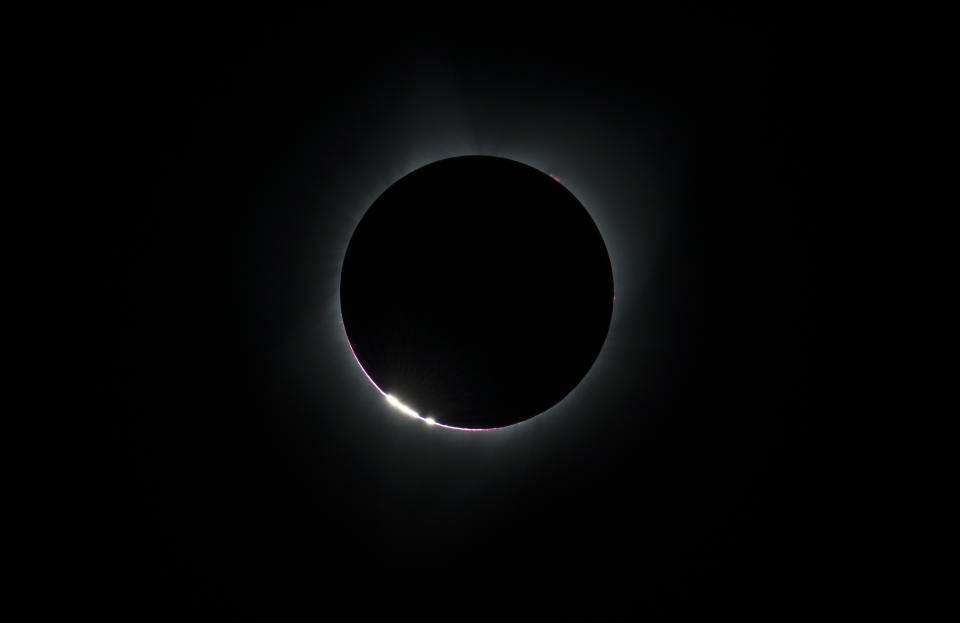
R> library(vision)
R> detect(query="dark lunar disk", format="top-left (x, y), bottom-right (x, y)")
top-left (340, 156), bottom-right (614, 429)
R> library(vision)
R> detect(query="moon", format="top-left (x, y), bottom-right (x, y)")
top-left (340, 155), bottom-right (614, 430)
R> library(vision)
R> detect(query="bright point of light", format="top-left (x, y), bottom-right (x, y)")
top-left (385, 394), bottom-right (420, 418)
top-left (384, 395), bottom-right (441, 427)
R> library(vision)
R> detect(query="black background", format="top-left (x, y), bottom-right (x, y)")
top-left (86, 9), bottom-right (841, 618)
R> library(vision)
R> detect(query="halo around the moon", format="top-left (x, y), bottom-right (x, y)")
top-left (340, 155), bottom-right (614, 430)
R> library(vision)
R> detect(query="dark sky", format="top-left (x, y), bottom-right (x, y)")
top-left (91, 9), bottom-right (836, 618)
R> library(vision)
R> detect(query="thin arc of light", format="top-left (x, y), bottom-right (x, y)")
top-left (342, 321), bottom-right (387, 397)
top-left (386, 392), bottom-right (499, 431)
top-left (434, 421), bottom-right (497, 432)
top-left (341, 320), bottom-right (500, 431)
top-left (385, 394), bottom-right (420, 418)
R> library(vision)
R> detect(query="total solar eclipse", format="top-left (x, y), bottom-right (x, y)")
top-left (340, 155), bottom-right (614, 430)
